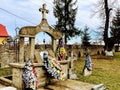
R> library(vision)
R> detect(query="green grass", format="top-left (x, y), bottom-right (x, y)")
top-left (114, 52), bottom-right (120, 58)
top-left (0, 52), bottom-right (120, 89)
top-left (98, 52), bottom-right (120, 59)
top-left (0, 67), bottom-right (12, 77)
top-left (74, 53), bottom-right (120, 90)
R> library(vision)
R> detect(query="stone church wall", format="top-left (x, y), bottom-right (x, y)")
top-left (66, 45), bottom-right (104, 58)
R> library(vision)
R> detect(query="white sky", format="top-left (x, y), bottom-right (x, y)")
top-left (0, 0), bottom-right (119, 44)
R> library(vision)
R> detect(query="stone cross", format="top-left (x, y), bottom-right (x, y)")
top-left (39, 4), bottom-right (49, 19)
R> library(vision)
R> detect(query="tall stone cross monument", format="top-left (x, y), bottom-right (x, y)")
top-left (8, 4), bottom-right (63, 90)
top-left (18, 3), bottom-right (62, 63)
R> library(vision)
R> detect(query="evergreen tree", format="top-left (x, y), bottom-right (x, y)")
top-left (81, 26), bottom-right (91, 49)
top-left (53, 0), bottom-right (80, 44)
top-left (110, 8), bottom-right (120, 46)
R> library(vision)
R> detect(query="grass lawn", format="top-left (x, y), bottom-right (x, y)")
top-left (0, 52), bottom-right (120, 90)
top-left (74, 52), bottom-right (120, 90)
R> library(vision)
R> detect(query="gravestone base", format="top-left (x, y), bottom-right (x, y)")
top-left (69, 68), bottom-right (78, 80)
top-left (91, 84), bottom-right (107, 90)
top-left (9, 63), bottom-right (47, 90)
top-left (58, 60), bottom-right (71, 80)
top-left (105, 51), bottom-right (114, 56)
top-left (9, 61), bottom-right (71, 90)
top-left (83, 68), bottom-right (92, 76)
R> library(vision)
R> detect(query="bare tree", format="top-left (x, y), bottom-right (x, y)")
top-left (93, 0), bottom-right (118, 50)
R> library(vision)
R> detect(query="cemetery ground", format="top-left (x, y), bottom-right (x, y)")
top-left (75, 52), bottom-right (120, 90)
top-left (0, 52), bottom-right (120, 90)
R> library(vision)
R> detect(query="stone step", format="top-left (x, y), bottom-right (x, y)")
top-left (0, 77), bottom-right (12, 86)
top-left (0, 79), bottom-right (96, 90)
top-left (45, 79), bottom-right (95, 90)
top-left (0, 86), bottom-right (16, 90)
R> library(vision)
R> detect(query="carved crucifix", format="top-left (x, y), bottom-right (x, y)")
top-left (39, 4), bottom-right (49, 19)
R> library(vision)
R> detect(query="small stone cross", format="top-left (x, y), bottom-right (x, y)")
top-left (39, 4), bottom-right (49, 19)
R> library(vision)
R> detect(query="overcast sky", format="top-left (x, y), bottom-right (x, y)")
top-left (0, 0), bottom-right (119, 44)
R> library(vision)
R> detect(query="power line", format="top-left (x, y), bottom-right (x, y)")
top-left (43, 0), bottom-right (53, 6)
top-left (30, 1), bottom-right (41, 7)
top-left (0, 7), bottom-right (36, 25)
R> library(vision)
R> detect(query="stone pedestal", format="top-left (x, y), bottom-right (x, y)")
top-left (58, 60), bottom-right (74, 79)
top-left (69, 68), bottom-right (78, 80)
top-left (83, 67), bottom-right (92, 76)
top-left (58, 60), bottom-right (70, 79)
top-left (9, 63), bottom-right (47, 90)
top-left (105, 50), bottom-right (114, 56)
top-left (9, 61), bottom-right (71, 90)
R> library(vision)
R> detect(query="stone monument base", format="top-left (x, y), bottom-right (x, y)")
top-left (9, 60), bottom-right (71, 90)
top-left (83, 67), bottom-right (92, 76)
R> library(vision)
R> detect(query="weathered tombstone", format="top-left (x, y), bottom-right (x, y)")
top-left (91, 84), bottom-right (107, 90)
top-left (69, 68), bottom-right (78, 80)
top-left (83, 53), bottom-right (92, 76)
top-left (105, 50), bottom-right (114, 56)
top-left (68, 57), bottom-right (78, 80)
